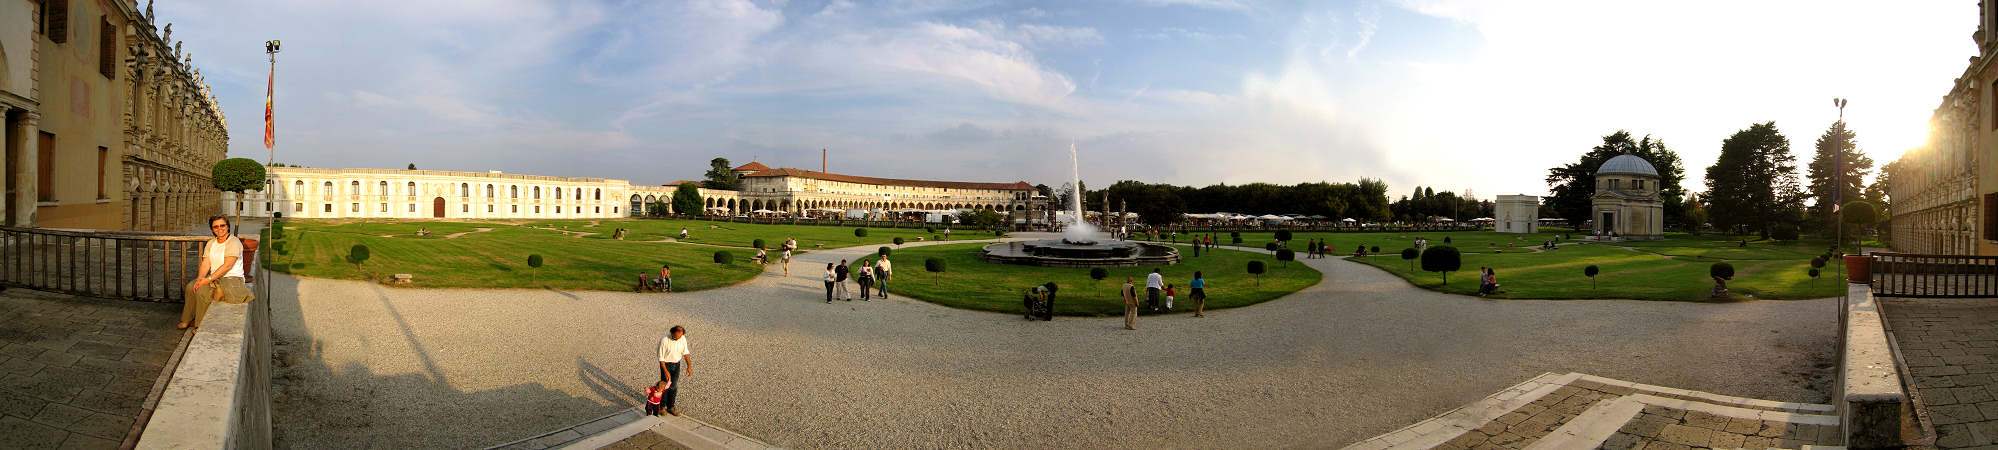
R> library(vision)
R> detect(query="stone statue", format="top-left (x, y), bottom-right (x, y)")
top-left (145, 0), bottom-right (153, 21)
top-left (175, 42), bottom-right (182, 57)
top-left (163, 23), bottom-right (172, 42)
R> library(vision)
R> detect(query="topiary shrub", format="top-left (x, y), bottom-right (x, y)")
top-left (752, 238), bottom-right (766, 249)
top-left (926, 226), bottom-right (936, 233)
top-left (347, 245), bottom-right (371, 270)
top-left (1230, 231), bottom-right (1242, 244)
top-left (1443, 236), bottom-right (1452, 244)
top-left (526, 254), bottom-right (543, 283)
top-left (1276, 248), bottom-right (1295, 267)
top-left (1808, 268), bottom-right (1822, 287)
top-left (924, 257), bottom-right (947, 285)
top-left (1265, 242), bottom-right (1279, 254)
top-left (893, 237), bottom-right (905, 246)
top-left (854, 228), bottom-right (869, 237)
top-left (1370, 246), bottom-right (1380, 253)
top-left (1420, 246), bottom-right (1462, 285)
top-left (878, 246), bottom-right (891, 257)
top-left (1584, 265), bottom-right (1600, 289)
top-left (713, 251), bottom-right (734, 265)
top-left (1089, 267), bottom-right (1109, 296)
top-left (1247, 260), bottom-right (1266, 286)
top-left (1275, 230), bottom-right (1293, 242)
top-left (1710, 262), bottom-right (1734, 280)
top-left (1401, 248), bottom-right (1419, 271)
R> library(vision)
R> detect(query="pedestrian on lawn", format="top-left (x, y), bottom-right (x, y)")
top-left (1122, 276), bottom-right (1139, 330)
top-left (1145, 268), bottom-right (1165, 312)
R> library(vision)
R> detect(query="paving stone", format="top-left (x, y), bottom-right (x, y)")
top-left (1599, 432), bottom-right (1644, 450)
top-left (1739, 435), bottom-right (1778, 449)
top-left (70, 357), bottom-right (151, 380)
top-left (1639, 405), bottom-right (1684, 420)
top-left (1623, 415), bottom-right (1672, 438)
top-left (29, 351), bottom-right (81, 367)
top-left (1959, 387), bottom-right (1998, 404)
top-left (1681, 411), bottom-right (1728, 431)
top-left (97, 376), bottom-right (153, 398)
top-left (1475, 419), bottom-right (1507, 435)
top-left (1657, 424), bottom-right (1712, 447)
top-left (62, 342), bottom-right (129, 362)
top-left (1755, 420), bottom-right (1787, 437)
top-left (0, 357), bottom-right (47, 376)
top-left (1935, 404), bottom-right (1987, 425)
top-left (1486, 431), bottom-right (1527, 447)
top-left (1721, 416), bottom-right (1761, 435)
top-left (67, 390), bottom-right (140, 417)
top-left (30, 403), bottom-right (92, 428)
top-left (0, 389), bottom-right (48, 419)
top-left (0, 416), bottom-right (69, 449)
top-left (1441, 431), bottom-right (1489, 448)
top-left (1708, 430), bottom-right (1746, 448)
top-left (0, 343), bottom-right (48, 360)
top-left (1639, 441), bottom-right (1691, 450)
top-left (67, 412), bottom-right (132, 440)
top-left (57, 432), bottom-right (120, 450)
top-left (1493, 411), bottom-right (1529, 426)
top-left (1933, 388), bottom-right (1965, 406)
top-left (1965, 420), bottom-right (1998, 446)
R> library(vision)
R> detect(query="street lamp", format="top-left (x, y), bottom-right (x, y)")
top-left (1833, 98), bottom-right (1847, 255)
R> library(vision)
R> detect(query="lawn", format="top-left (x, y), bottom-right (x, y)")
top-left (1348, 237), bottom-right (1845, 301)
top-left (883, 242), bottom-right (1322, 316)
top-left (521, 218), bottom-right (984, 249)
top-left (262, 220), bottom-right (765, 291)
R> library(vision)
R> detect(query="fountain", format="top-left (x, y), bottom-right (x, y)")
top-left (980, 143), bottom-right (1179, 267)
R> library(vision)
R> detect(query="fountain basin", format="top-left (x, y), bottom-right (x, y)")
top-left (981, 240), bottom-right (1180, 267)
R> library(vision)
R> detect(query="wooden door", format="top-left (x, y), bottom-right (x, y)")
top-left (432, 197), bottom-right (446, 218)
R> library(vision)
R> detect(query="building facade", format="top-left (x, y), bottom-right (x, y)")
top-left (3, 0), bottom-right (228, 232)
top-left (1494, 194), bottom-right (1539, 234)
top-left (1591, 154), bottom-right (1665, 240)
top-left (227, 163), bottom-right (1048, 222)
top-left (1886, 1), bottom-right (1993, 255)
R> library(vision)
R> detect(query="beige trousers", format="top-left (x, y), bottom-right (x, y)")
top-left (181, 277), bottom-right (254, 328)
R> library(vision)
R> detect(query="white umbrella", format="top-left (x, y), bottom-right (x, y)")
top-left (1342, 218), bottom-right (1357, 222)
top-left (751, 209), bottom-right (777, 214)
top-left (1259, 214), bottom-right (1287, 221)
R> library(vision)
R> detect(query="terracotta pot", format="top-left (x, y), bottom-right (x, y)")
top-left (1844, 254), bottom-right (1871, 284)
top-left (240, 237), bottom-right (260, 283)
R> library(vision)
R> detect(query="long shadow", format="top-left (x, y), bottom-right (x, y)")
top-left (576, 357), bottom-right (637, 408)
top-left (543, 287), bottom-right (579, 300)
top-left (369, 285), bottom-right (448, 385)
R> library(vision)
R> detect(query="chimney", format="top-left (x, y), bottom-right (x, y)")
top-left (822, 148), bottom-right (827, 173)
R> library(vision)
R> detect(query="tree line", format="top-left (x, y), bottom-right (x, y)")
top-left (1063, 179), bottom-right (1394, 226)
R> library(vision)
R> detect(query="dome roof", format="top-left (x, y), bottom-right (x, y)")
top-left (1596, 154), bottom-right (1659, 177)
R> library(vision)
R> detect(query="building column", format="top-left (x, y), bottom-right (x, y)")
top-left (7, 111), bottom-right (41, 227)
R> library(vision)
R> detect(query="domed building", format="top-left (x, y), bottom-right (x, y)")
top-left (1591, 154), bottom-right (1665, 240)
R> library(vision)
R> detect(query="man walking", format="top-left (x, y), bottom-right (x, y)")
top-left (1122, 276), bottom-right (1138, 330)
top-left (657, 325), bottom-right (694, 416)
top-left (835, 259), bottom-right (852, 301)
top-left (875, 256), bottom-right (892, 299)
top-left (1145, 268), bottom-right (1164, 312)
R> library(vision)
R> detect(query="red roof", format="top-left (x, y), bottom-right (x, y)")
top-left (731, 161), bottom-right (772, 173)
top-left (743, 168), bottom-right (1033, 191)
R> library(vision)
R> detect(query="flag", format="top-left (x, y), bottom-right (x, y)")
top-left (263, 64), bottom-right (275, 149)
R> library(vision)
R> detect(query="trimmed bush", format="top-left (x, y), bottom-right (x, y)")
top-left (1276, 248), bottom-right (1295, 266)
top-left (1089, 267), bottom-right (1109, 296)
top-left (713, 251), bottom-right (734, 265)
top-left (878, 246), bottom-right (891, 257)
top-left (893, 237), bottom-right (905, 245)
top-left (1400, 248), bottom-right (1419, 271)
top-left (1843, 201), bottom-right (1879, 225)
top-left (1370, 246), bottom-right (1380, 253)
top-left (1275, 230), bottom-right (1293, 242)
top-left (926, 226), bottom-right (936, 233)
top-left (1247, 260), bottom-right (1266, 286)
top-left (1809, 268), bottom-right (1822, 287)
top-left (526, 254), bottom-right (543, 283)
top-left (1584, 265), bottom-right (1600, 289)
top-left (1443, 236), bottom-right (1452, 244)
top-left (1710, 262), bottom-right (1734, 280)
top-left (347, 245), bottom-right (371, 270)
top-left (854, 228), bottom-right (869, 237)
top-left (1420, 246), bottom-right (1462, 285)
top-left (1265, 242), bottom-right (1280, 253)
top-left (924, 257), bottom-right (947, 285)
top-left (752, 238), bottom-right (766, 249)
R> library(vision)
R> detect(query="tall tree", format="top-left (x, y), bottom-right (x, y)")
top-left (1704, 122), bottom-right (1802, 238)
top-left (703, 158), bottom-right (740, 191)
top-left (1805, 121), bottom-right (1873, 232)
top-left (670, 182), bottom-right (704, 216)
top-left (1545, 131), bottom-right (1686, 230)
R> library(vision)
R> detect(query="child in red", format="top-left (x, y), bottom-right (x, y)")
top-left (644, 380), bottom-right (670, 416)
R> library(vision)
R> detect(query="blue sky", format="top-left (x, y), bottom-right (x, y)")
top-left (160, 0), bottom-right (1974, 199)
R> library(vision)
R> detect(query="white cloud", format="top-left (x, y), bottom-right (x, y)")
top-left (1014, 24), bottom-right (1107, 47)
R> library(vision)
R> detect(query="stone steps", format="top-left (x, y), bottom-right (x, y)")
top-left (1345, 373), bottom-right (1844, 450)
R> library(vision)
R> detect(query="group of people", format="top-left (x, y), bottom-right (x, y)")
top-left (823, 257), bottom-right (891, 302)
top-left (645, 325), bottom-right (694, 417)
top-left (1119, 268), bottom-right (1207, 329)
top-left (1476, 267), bottom-right (1502, 297)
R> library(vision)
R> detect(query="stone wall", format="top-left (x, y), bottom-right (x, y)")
top-left (134, 298), bottom-right (271, 449)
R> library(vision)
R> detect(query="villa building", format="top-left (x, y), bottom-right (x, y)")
top-left (1886, 2), bottom-right (1993, 255)
top-left (1591, 154), bottom-right (1664, 240)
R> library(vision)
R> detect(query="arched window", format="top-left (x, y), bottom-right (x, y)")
top-left (533, 186), bottom-right (541, 199)
top-left (407, 182), bottom-right (416, 198)
top-left (510, 185), bottom-right (518, 198)
top-left (594, 189), bottom-right (601, 200)
top-left (322, 181), bottom-right (333, 199)
top-left (486, 184), bottom-right (494, 197)
top-left (294, 180), bottom-right (303, 196)
top-left (555, 187), bottom-right (562, 200)
top-left (460, 183), bottom-right (469, 197)
top-left (379, 181), bottom-right (387, 195)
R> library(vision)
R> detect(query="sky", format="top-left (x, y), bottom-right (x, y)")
top-left (159, 0), bottom-right (1976, 200)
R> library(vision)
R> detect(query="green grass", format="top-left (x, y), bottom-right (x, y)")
top-left (264, 221), bottom-right (764, 291)
top-left (1349, 239), bottom-right (1845, 301)
top-left (884, 243), bottom-right (1321, 316)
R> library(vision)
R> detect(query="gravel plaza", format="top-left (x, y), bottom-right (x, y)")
top-left (262, 235), bottom-right (1837, 448)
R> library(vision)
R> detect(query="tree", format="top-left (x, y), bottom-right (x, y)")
top-left (1704, 122), bottom-right (1801, 238)
top-left (1247, 261), bottom-right (1266, 286)
top-left (1089, 267), bottom-right (1108, 296)
top-left (703, 158), bottom-right (741, 191)
top-left (1584, 265), bottom-right (1600, 289)
top-left (1420, 246), bottom-right (1462, 285)
top-left (878, 246), bottom-right (891, 257)
top-left (713, 251), bottom-right (734, 265)
top-left (752, 239), bottom-right (766, 249)
top-left (963, 209), bottom-right (1005, 230)
top-left (1806, 121), bottom-right (1872, 233)
top-left (893, 237), bottom-right (905, 246)
top-left (526, 254), bottom-right (544, 283)
top-left (671, 182), bottom-right (703, 216)
top-left (1264, 242), bottom-right (1279, 254)
top-left (1401, 248), bottom-right (1419, 271)
top-left (1274, 230), bottom-right (1293, 242)
top-left (1545, 131), bottom-right (1687, 229)
top-left (1809, 257), bottom-right (1827, 288)
top-left (854, 228), bottom-right (869, 237)
top-left (1843, 200), bottom-right (1879, 253)
top-left (211, 158), bottom-right (267, 227)
top-left (647, 202), bottom-right (670, 218)
top-left (1276, 249), bottom-right (1295, 267)
top-left (407, 163), bottom-right (417, 170)
top-left (924, 257), bottom-right (946, 285)
top-left (346, 245), bottom-right (370, 271)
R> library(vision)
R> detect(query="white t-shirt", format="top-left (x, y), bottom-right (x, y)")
top-left (877, 258), bottom-right (892, 274)
top-left (204, 236), bottom-right (245, 279)
top-left (658, 335), bottom-right (691, 363)
top-left (1146, 272), bottom-right (1164, 290)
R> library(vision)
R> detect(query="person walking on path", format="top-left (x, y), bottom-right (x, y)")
top-left (1145, 268), bottom-right (1165, 312)
top-left (857, 259), bottom-right (875, 300)
top-left (1122, 276), bottom-right (1139, 330)
top-left (180, 216), bottom-right (254, 331)
top-left (1190, 271), bottom-right (1207, 317)
top-left (781, 246), bottom-right (792, 277)
top-left (657, 325), bottom-right (693, 416)
top-left (835, 259), bottom-right (852, 301)
top-left (875, 256), bottom-right (892, 299)
top-left (823, 263), bottom-right (836, 303)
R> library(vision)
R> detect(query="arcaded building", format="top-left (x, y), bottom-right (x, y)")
top-left (1886, 2), bottom-right (1991, 255)
top-left (1591, 154), bottom-right (1665, 240)
top-left (2, 0), bottom-right (228, 231)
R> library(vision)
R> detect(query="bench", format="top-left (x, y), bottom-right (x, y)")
top-left (393, 274), bottom-right (414, 284)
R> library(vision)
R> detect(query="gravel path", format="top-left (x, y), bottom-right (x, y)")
top-left (267, 235), bottom-right (1836, 449)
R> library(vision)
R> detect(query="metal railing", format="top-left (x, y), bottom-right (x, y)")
top-left (0, 226), bottom-right (210, 302)
top-left (1870, 252), bottom-right (1998, 298)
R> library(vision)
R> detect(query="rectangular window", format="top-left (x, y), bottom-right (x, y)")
top-left (462, 204), bottom-right (469, 213)
top-left (294, 203), bottom-right (303, 212)
top-left (534, 206), bottom-right (540, 214)
top-left (44, 0), bottom-right (69, 43)
top-left (96, 146), bottom-right (107, 199)
top-left (1986, 193), bottom-right (1998, 240)
top-left (265, 202), bottom-right (272, 212)
top-left (323, 204), bottom-right (332, 213)
top-left (351, 203), bottom-right (360, 212)
top-left (408, 204), bottom-right (416, 213)
top-left (98, 17), bottom-right (115, 79)
top-left (36, 132), bottom-right (53, 201)
top-left (595, 206), bottom-right (600, 213)
top-left (487, 205), bottom-right (494, 212)
top-left (380, 203), bottom-right (388, 213)
top-left (511, 205), bottom-right (518, 213)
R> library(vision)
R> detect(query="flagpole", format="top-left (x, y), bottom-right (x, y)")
top-left (264, 40), bottom-right (280, 165)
